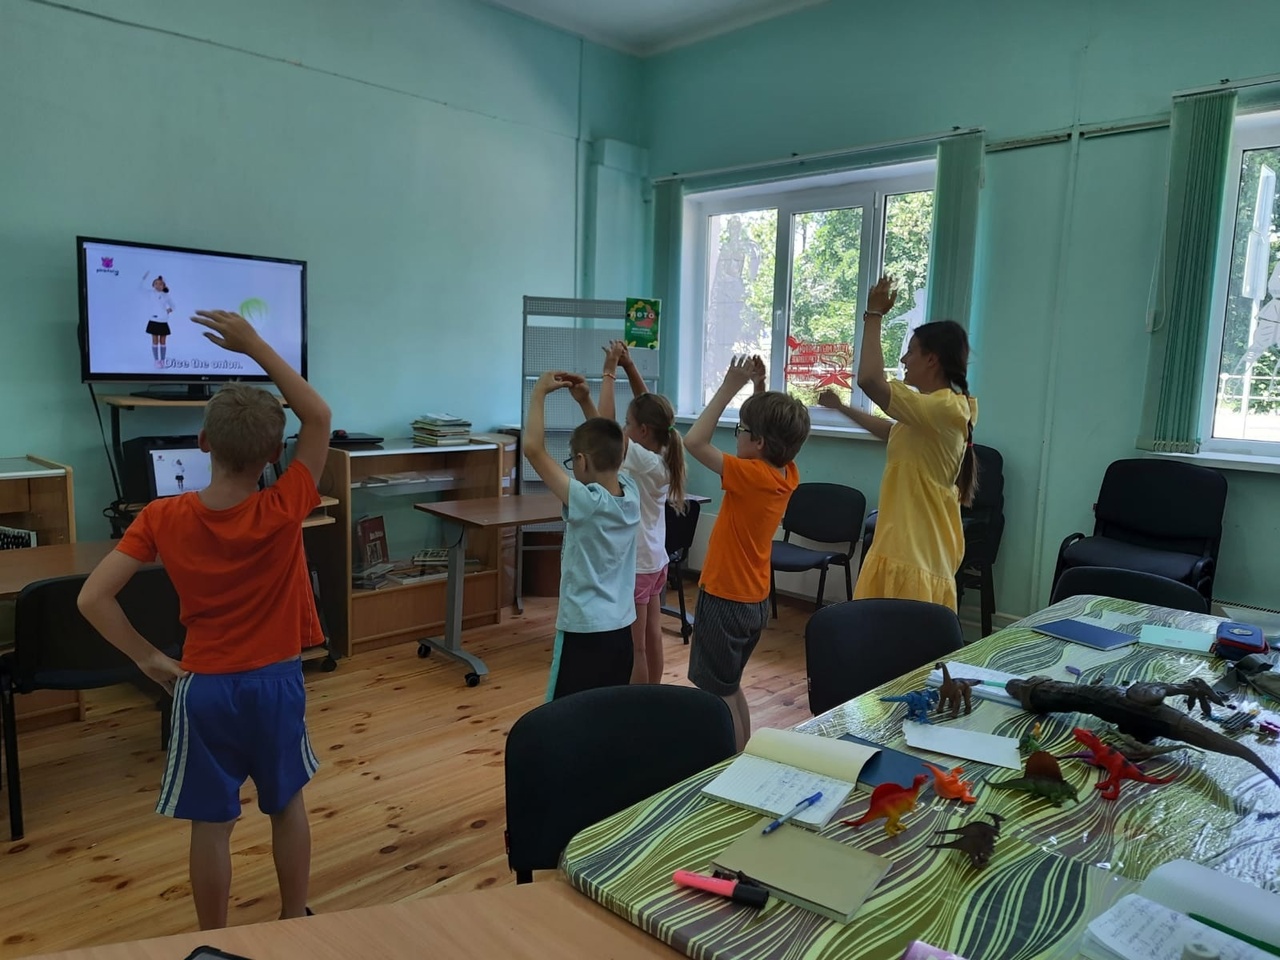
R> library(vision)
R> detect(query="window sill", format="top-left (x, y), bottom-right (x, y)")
top-left (673, 414), bottom-right (885, 443)
top-left (1148, 450), bottom-right (1280, 476)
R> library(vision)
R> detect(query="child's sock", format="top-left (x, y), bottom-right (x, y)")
top-left (160, 345), bottom-right (166, 360)
top-left (151, 345), bottom-right (159, 360)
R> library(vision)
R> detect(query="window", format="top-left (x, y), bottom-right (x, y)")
top-left (679, 162), bottom-right (936, 420)
top-left (1203, 110), bottom-right (1280, 453)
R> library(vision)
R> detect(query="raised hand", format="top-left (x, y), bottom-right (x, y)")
top-left (722, 355), bottom-right (756, 391)
top-left (534, 370), bottom-right (575, 394)
top-left (867, 275), bottom-right (898, 316)
top-left (190, 310), bottom-right (265, 355)
top-left (747, 354), bottom-right (766, 387)
top-left (817, 389), bottom-right (843, 409)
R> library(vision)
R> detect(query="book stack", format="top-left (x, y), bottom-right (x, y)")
top-left (352, 561), bottom-right (394, 591)
top-left (412, 413), bottom-right (471, 447)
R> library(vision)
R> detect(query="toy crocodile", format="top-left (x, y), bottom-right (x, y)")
top-left (1004, 676), bottom-right (1280, 788)
top-left (988, 750), bottom-right (1079, 806)
top-left (1105, 730), bottom-right (1194, 763)
top-left (880, 688), bottom-right (940, 725)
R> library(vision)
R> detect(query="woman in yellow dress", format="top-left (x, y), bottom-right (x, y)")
top-left (819, 276), bottom-right (978, 610)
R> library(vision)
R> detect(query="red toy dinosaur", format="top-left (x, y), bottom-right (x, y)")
top-left (842, 774), bottom-right (929, 836)
top-left (1071, 727), bottom-right (1176, 801)
top-left (923, 762), bottom-right (977, 803)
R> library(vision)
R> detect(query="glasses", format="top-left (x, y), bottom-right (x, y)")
top-left (734, 422), bottom-right (753, 437)
top-left (562, 456), bottom-right (577, 468)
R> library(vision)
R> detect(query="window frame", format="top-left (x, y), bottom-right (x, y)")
top-left (1199, 109), bottom-right (1280, 457)
top-left (677, 161), bottom-right (937, 423)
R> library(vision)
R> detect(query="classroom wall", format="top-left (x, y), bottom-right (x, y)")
top-left (645, 0), bottom-right (1280, 617)
top-left (0, 0), bottom-right (641, 538)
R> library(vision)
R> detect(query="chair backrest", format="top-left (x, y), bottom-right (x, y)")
top-left (782, 483), bottom-right (866, 546)
top-left (1049, 565), bottom-right (1210, 614)
top-left (665, 497), bottom-right (701, 564)
top-left (1093, 459), bottom-right (1227, 559)
top-left (804, 599), bottom-right (964, 716)
top-left (961, 445), bottom-right (1005, 566)
top-left (11, 569), bottom-right (184, 691)
top-left (505, 685), bottom-right (735, 875)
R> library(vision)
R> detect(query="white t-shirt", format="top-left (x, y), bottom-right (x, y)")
top-left (557, 476), bottom-right (640, 633)
top-left (621, 441), bottom-right (671, 575)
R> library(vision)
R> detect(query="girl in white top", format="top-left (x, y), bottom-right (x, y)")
top-left (599, 341), bottom-right (688, 684)
top-left (140, 271), bottom-right (175, 367)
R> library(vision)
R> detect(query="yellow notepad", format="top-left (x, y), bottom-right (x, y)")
top-left (712, 818), bottom-right (891, 923)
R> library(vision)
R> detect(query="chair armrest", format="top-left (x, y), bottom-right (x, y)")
top-left (1058, 532), bottom-right (1085, 557)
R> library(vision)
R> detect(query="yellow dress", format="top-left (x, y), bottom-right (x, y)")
top-left (854, 380), bottom-right (979, 611)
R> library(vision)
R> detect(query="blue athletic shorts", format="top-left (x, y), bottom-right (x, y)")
top-left (156, 658), bottom-right (319, 822)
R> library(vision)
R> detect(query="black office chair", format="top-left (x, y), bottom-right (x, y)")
top-left (504, 684), bottom-right (734, 883)
top-left (804, 599), bottom-right (964, 716)
top-left (661, 498), bottom-right (701, 643)
top-left (770, 483), bottom-right (866, 618)
top-left (1050, 565), bottom-right (1211, 614)
top-left (862, 445), bottom-right (1005, 636)
top-left (1, 568), bottom-right (184, 840)
top-left (1053, 458), bottom-right (1227, 602)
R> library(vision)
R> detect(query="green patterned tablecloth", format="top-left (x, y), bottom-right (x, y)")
top-left (561, 596), bottom-right (1280, 960)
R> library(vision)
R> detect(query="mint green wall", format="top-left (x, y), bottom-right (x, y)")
top-left (0, 0), bottom-right (639, 538)
top-left (646, 0), bottom-right (1280, 615)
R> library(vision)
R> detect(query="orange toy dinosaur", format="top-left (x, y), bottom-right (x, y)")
top-left (923, 762), bottom-right (977, 803)
top-left (842, 774), bottom-right (929, 836)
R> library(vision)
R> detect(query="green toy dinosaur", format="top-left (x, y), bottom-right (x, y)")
top-left (988, 750), bottom-right (1079, 806)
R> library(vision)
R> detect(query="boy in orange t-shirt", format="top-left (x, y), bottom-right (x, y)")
top-left (684, 356), bottom-right (811, 750)
top-left (79, 311), bottom-right (331, 930)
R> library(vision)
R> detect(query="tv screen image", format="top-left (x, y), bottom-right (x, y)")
top-left (149, 448), bottom-right (213, 498)
top-left (79, 237), bottom-right (306, 384)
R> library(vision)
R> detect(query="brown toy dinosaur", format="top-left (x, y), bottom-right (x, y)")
top-left (927, 813), bottom-right (1005, 867)
top-left (936, 662), bottom-right (982, 719)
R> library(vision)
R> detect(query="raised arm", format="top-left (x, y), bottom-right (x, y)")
top-left (856, 276), bottom-right (897, 413)
top-left (565, 372), bottom-right (599, 421)
top-left (190, 310), bottom-right (332, 481)
top-left (817, 390), bottom-right (893, 440)
top-left (685, 356), bottom-right (755, 476)
top-left (524, 371), bottom-right (574, 504)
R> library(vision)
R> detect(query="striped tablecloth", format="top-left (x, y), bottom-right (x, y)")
top-left (561, 596), bottom-right (1280, 960)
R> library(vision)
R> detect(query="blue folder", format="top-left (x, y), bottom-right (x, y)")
top-left (1032, 618), bottom-right (1137, 651)
top-left (839, 734), bottom-right (931, 788)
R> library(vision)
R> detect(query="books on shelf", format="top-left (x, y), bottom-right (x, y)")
top-left (352, 561), bottom-right (395, 591)
top-left (359, 471), bottom-right (457, 488)
top-left (355, 515), bottom-right (388, 567)
top-left (412, 413), bottom-right (472, 447)
top-left (0, 525), bottom-right (38, 550)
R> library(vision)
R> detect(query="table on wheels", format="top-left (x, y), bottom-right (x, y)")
top-left (562, 595), bottom-right (1280, 960)
top-left (414, 493), bottom-right (562, 685)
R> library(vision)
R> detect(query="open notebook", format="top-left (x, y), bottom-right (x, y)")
top-left (701, 728), bottom-right (877, 830)
top-left (1081, 860), bottom-right (1280, 960)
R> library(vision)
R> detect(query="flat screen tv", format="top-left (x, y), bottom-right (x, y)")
top-left (78, 236), bottom-right (307, 396)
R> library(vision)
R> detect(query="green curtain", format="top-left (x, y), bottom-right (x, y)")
top-left (927, 133), bottom-right (985, 328)
top-left (651, 180), bottom-right (684, 398)
top-left (1139, 89), bottom-right (1237, 453)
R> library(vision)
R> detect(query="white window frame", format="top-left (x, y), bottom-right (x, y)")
top-left (676, 161), bottom-right (937, 425)
top-left (1199, 109), bottom-right (1280, 457)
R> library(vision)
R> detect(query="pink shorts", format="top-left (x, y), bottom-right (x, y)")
top-left (633, 565), bottom-right (669, 604)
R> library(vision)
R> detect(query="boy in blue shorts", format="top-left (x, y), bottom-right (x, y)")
top-left (79, 310), bottom-right (331, 929)
top-left (524, 370), bottom-right (640, 699)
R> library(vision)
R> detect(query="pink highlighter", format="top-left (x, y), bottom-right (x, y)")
top-left (673, 870), bottom-right (769, 908)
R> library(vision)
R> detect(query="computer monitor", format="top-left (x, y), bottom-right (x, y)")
top-left (148, 446), bottom-right (213, 499)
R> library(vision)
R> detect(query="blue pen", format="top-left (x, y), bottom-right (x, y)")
top-left (762, 791), bottom-right (823, 834)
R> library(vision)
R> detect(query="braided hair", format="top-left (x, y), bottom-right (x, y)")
top-left (912, 321), bottom-right (978, 506)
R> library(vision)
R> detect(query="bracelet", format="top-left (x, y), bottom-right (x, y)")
top-left (602, 372), bottom-right (617, 381)
top-left (864, 310), bottom-right (884, 318)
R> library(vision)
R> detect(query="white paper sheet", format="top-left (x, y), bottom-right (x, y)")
top-left (701, 755), bottom-right (852, 829)
top-left (901, 721), bottom-right (1021, 769)
top-left (1139, 860), bottom-right (1280, 946)
top-left (1138, 624), bottom-right (1216, 654)
top-left (1081, 894), bottom-right (1274, 960)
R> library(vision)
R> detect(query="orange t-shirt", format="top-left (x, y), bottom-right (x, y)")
top-left (700, 455), bottom-right (800, 603)
top-left (117, 460), bottom-right (323, 674)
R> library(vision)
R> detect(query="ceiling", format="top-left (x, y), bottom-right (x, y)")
top-left (485, 0), bottom-right (829, 56)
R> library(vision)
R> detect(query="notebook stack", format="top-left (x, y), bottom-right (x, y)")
top-left (412, 413), bottom-right (472, 446)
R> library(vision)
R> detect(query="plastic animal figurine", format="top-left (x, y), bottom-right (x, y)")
top-left (935, 662), bottom-right (982, 719)
top-left (987, 751), bottom-right (1079, 806)
top-left (1104, 730), bottom-right (1193, 763)
top-left (842, 774), bottom-right (929, 837)
top-left (1003, 675), bottom-right (1280, 788)
top-left (1068, 728), bottom-right (1176, 801)
top-left (923, 763), bottom-right (977, 803)
top-left (880, 688), bottom-right (940, 725)
top-left (1019, 722), bottom-right (1045, 756)
top-left (926, 813), bottom-right (1005, 868)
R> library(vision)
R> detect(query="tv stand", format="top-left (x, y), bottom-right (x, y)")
top-left (129, 384), bottom-right (215, 401)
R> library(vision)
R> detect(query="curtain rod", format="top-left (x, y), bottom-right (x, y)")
top-left (1175, 71), bottom-right (1280, 99)
top-left (650, 126), bottom-right (983, 184)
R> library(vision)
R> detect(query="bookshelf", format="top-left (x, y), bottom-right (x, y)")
top-left (318, 440), bottom-right (504, 657)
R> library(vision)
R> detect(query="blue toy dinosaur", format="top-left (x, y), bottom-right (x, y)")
top-left (880, 688), bottom-right (940, 724)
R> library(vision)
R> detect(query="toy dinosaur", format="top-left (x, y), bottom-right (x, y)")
top-left (935, 662), bottom-right (982, 719)
top-left (1003, 676), bottom-right (1280, 788)
top-left (987, 750), bottom-right (1079, 806)
top-left (842, 774), bottom-right (929, 836)
top-left (1104, 730), bottom-right (1194, 763)
top-left (1019, 722), bottom-right (1045, 756)
top-left (926, 813), bottom-right (1005, 867)
top-left (1068, 728), bottom-right (1176, 801)
top-left (880, 688), bottom-right (940, 725)
top-left (923, 763), bottom-right (977, 803)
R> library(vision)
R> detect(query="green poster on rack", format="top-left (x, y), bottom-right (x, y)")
top-left (624, 298), bottom-right (661, 350)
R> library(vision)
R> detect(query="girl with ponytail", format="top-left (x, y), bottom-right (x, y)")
top-left (599, 342), bottom-right (688, 683)
top-left (818, 276), bottom-right (978, 611)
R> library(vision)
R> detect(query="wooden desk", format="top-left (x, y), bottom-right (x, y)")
top-left (0, 541), bottom-right (117, 601)
top-left (413, 494), bottom-right (562, 684)
top-left (23, 880), bottom-right (678, 960)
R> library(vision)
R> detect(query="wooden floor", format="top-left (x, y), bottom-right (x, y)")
top-left (0, 592), bottom-right (814, 958)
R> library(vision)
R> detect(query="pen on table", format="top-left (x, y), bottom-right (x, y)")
top-left (1188, 913), bottom-right (1280, 958)
top-left (762, 791), bottom-right (822, 834)
top-left (672, 869), bottom-right (768, 908)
